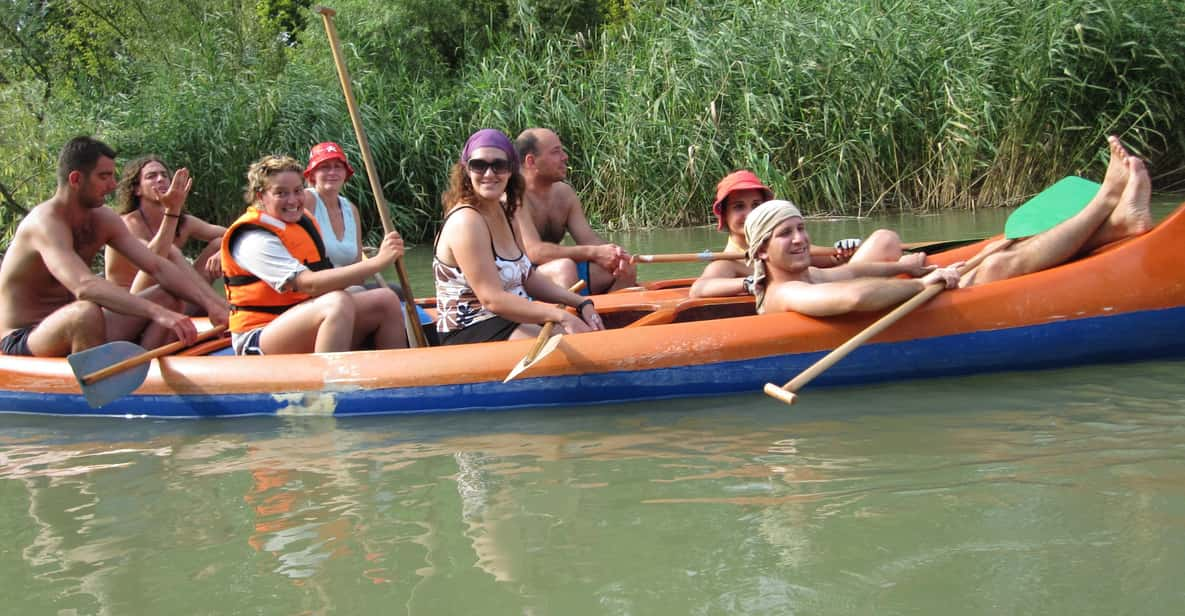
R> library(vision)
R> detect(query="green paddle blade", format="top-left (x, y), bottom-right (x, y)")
top-left (1005, 176), bottom-right (1100, 239)
top-left (67, 340), bottom-right (151, 408)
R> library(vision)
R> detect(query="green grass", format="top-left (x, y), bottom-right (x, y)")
top-left (1, 0), bottom-right (1182, 248)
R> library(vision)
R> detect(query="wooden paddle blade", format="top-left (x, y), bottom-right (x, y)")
top-left (502, 333), bottom-right (564, 383)
top-left (68, 341), bottom-right (151, 408)
top-left (1005, 176), bottom-right (1100, 239)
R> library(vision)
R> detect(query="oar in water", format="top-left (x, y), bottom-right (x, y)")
top-left (315, 6), bottom-right (428, 349)
top-left (68, 325), bottom-right (229, 409)
top-left (503, 281), bottom-right (585, 383)
top-left (763, 175), bottom-right (1102, 405)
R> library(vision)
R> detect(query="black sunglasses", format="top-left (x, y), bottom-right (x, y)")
top-left (466, 158), bottom-right (512, 175)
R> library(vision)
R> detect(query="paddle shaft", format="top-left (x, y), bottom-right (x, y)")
top-left (81, 325), bottom-right (228, 385)
top-left (635, 239), bottom-right (980, 264)
top-left (315, 7), bottom-right (428, 349)
top-left (522, 280), bottom-right (586, 363)
top-left (765, 239), bottom-right (1014, 404)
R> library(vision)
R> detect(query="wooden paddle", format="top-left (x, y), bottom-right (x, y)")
top-left (763, 175), bottom-right (1101, 405)
top-left (69, 325), bottom-right (229, 408)
top-left (503, 281), bottom-right (585, 383)
top-left (315, 6), bottom-right (428, 348)
top-left (633, 238), bottom-right (983, 264)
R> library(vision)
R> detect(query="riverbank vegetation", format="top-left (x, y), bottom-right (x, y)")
top-left (2, 0), bottom-right (1183, 244)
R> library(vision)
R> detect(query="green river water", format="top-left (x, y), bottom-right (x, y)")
top-left (1, 199), bottom-right (1183, 615)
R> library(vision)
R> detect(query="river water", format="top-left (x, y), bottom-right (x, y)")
top-left (1, 199), bottom-right (1182, 614)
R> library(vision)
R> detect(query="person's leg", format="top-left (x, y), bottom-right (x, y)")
top-left (348, 288), bottom-right (408, 350)
top-left (25, 301), bottom-right (106, 356)
top-left (848, 229), bottom-right (903, 264)
top-left (964, 144), bottom-right (1149, 287)
top-left (98, 285), bottom-right (186, 350)
top-left (535, 259), bottom-right (579, 290)
top-left (509, 323), bottom-right (543, 340)
top-left (590, 260), bottom-right (638, 294)
top-left (257, 291), bottom-right (357, 354)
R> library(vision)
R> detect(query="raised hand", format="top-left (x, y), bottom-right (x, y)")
top-left (158, 168), bottom-right (193, 215)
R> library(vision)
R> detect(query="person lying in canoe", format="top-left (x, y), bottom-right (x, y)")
top-left (0, 137), bottom-right (229, 357)
top-left (221, 155), bottom-right (408, 355)
top-left (514, 127), bottom-right (637, 295)
top-left (690, 169), bottom-right (919, 298)
top-left (747, 136), bottom-right (1153, 316)
top-left (104, 155), bottom-right (226, 295)
top-left (433, 128), bottom-right (605, 345)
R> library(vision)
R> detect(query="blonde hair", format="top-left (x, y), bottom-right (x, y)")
top-left (244, 155), bottom-right (304, 204)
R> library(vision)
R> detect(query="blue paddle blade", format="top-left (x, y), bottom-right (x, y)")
top-left (1005, 176), bottom-right (1101, 239)
top-left (67, 340), bottom-right (151, 409)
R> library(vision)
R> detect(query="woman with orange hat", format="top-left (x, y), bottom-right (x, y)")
top-left (690, 170), bottom-right (914, 298)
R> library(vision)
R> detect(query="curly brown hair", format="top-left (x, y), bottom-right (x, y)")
top-left (440, 161), bottom-right (525, 221)
top-left (116, 155), bottom-right (168, 214)
top-left (244, 155), bottom-right (304, 205)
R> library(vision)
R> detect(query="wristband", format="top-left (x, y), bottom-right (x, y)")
top-left (575, 299), bottom-right (595, 313)
top-left (741, 275), bottom-right (755, 296)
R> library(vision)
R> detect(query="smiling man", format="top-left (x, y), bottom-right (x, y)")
top-left (514, 128), bottom-right (636, 295)
top-left (0, 137), bottom-right (229, 357)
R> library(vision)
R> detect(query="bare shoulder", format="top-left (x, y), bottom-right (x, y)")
top-left (551, 182), bottom-right (582, 213)
top-left (700, 259), bottom-right (750, 279)
top-left (120, 210), bottom-right (152, 238)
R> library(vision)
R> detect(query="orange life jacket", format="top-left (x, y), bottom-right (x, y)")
top-left (221, 208), bottom-right (333, 333)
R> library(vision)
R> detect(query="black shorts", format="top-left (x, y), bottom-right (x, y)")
top-left (0, 326), bottom-right (34, 356)
top-left (439, 316), bottom-right (520, 346)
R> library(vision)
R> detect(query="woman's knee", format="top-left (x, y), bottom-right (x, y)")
top-left (314, 290), bottom-right (357, 318)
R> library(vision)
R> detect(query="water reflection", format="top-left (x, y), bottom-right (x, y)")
top-left (1, 359), bottom-right (1184, 613)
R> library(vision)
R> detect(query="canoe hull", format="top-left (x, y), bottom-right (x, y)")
top-left (3, 204), bottom-right (1184, 418)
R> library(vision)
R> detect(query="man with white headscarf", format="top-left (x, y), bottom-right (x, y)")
top-left (744, 200), bottom-right (962, 314)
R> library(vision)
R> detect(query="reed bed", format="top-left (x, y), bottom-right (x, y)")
top-left (1, 0), bottom-right (1182, 245)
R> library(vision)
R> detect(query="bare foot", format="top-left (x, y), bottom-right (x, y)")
top-left (1111, 156), bottom-right (1154, 236)
top-left (1095, 135), bottom-right (1131, 207)
top-left (1090, 157), bottom-right (1153, 247)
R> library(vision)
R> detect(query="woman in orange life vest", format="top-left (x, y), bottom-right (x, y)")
top-left (220, 155), bottom-right (408, 355)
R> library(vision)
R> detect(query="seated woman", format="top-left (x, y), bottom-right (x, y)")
top-left (221, 155), bottom-right (408, 355)
top-left (300, 142), bottom-right (435, 336)
top-left (433, 129), bottom-right (604, 345)
top-left (105, 156), bottom-right (226, 293)
top-left (690, 170), bottom-right (918, 298)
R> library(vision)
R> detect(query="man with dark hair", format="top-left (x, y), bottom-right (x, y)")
top-left (0, 136), bottom-right (229, 357)
top-left (513, 128), bottom-right (636, 295)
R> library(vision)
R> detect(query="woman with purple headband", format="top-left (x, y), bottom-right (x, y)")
top-left (433, 129), bottom-right (604, 345)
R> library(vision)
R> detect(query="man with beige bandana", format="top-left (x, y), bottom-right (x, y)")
top-left (746, 136), bottom-right (1153, 316)
top-left (744, 200), bottom-right (960, 315)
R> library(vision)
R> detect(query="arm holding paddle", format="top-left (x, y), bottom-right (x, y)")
top-left (764, 264), bottom-right (962, 317)
top-left (289, 230), bottom-right (404, 296)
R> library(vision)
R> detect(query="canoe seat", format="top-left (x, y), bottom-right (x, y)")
top-left (625, 295), bottom-right (755, 328)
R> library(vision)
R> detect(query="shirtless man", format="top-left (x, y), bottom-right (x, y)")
top-left (513, 128), bottom-right (637, 295)
top-left (691, 169), bottom-right (916, 298)
top-left (104, 156), bottom-right (226, 293)
top-left (748, 136), bottom-right (1153, 316)
top-left (0, 137), bottom-right (230, 357)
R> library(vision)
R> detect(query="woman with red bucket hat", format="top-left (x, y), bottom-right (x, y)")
top-left (299, 142), bottom-right (436, 341)
top-left (689, 170), bottom-right (917, 298)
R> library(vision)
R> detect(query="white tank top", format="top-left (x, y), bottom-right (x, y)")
top-left (307, 188), bottom-right (359, 268)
